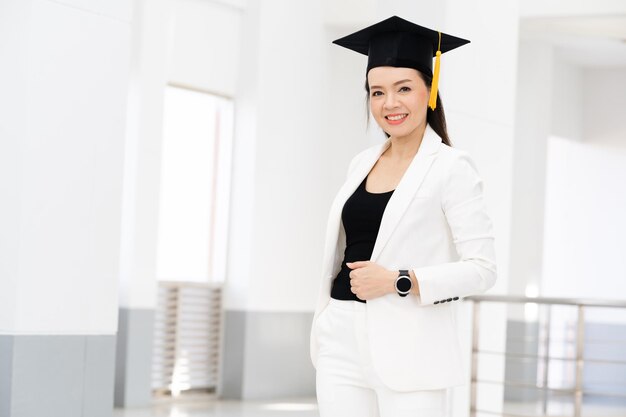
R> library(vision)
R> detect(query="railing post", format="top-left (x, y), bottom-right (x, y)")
top-left (470, 300), bottom-right (480, 417)
top-left (574, 305), bottom-right (585, 417)
top-left (541, 304), bottom-right (552, 415)
top-left (173, 284), bottom-right (183, 395)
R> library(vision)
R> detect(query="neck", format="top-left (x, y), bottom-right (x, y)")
top-left (386, 123), bottom-right (427, 160)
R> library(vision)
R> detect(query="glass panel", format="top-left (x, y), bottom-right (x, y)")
top-left (583, 361), bottom-right (626, 397)
top-left (503, 386), bottom-right (575, 416)
top-left (581, 395), bottom-right (626, 417)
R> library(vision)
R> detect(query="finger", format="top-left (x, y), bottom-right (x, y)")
top-left (349, 270), bottom-right (361, 280)
top-left (346, 261), bottom-right (368, 269)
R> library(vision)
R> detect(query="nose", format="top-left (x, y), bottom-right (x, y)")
top-left (383, 92), bottom-right (399, 109)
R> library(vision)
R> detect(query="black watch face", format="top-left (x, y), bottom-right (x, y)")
top-left (397, 276), bottom-right (412, 292)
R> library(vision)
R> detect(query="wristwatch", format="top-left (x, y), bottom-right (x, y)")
top-left (395, 270), bottom-right (412, 297)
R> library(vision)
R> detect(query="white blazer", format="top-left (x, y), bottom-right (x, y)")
top-left (309, 124), bottom-right (497, 392)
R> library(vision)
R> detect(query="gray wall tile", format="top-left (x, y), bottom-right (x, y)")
top-left (220, 310), bottom-right (315, 400)
top-left (0, 336), bottom-right (14, 417)
top-left (243, 311), bottom-right (316, 399)
top-left (220, 310), bottom-right (246, 399)
top-left (83, 336), bottom-right (116, 417)
top-left (0, 335), bottom-right (115, 417)
top-left (11, 336), bottom-right (84, 417)
top-left (114, 308), bottom-right (154, 407)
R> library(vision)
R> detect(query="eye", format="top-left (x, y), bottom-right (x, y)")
top-left (371, 91), bottom-right (383, 97)
top-left (399, 86), bottom-right (411, 92)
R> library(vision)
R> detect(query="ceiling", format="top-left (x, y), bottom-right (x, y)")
top-left (520, 15), bottom-right (626, 68)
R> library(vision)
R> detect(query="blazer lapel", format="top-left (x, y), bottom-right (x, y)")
top-left (370, 125), bottom-right (441, 262)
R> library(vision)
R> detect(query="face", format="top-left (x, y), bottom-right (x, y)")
top-left (367, 66), bottom-right (429, 140)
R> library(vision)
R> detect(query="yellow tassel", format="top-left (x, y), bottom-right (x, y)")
top-left (428, 32), bottom-right (442, 110)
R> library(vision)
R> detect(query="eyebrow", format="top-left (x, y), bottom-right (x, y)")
top-left (369, 79), bottom-right (413, 90)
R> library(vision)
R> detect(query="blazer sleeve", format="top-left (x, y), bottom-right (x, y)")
top-left (412, 150), bottom-right (497, 306)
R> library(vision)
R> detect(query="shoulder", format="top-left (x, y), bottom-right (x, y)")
top-left (347, 142), bottom-right (383, 174)
top-left (434, 144), bottom-right (486, 202)
top-left (437, 142), bottom-right (471, 162)
top-left (436, 143), bottom-right (481, 175)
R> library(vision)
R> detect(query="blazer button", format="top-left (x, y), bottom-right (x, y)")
top-left (434, 301), bottom-right (439, 304)
top-left (453, 297), bottom-right (459, 301)
top-left (447, 298), bottom-right (452, 302)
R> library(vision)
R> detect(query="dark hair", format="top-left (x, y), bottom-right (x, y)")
top-left (365, 69), bottom-right (452, 146)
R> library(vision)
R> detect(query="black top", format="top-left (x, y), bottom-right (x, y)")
top-left (330, 174), bottom-right (395, 303)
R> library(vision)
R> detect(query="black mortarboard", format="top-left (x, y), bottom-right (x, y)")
top-left (332, 16), bottom-right (470, 110)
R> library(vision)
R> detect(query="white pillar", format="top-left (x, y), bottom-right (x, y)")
top-left (115, 0), bottom-right (172, 407)
top-left (222, 0), bottom-right (328, 399)
top-left (510, 38), bottom-right (553, 298)
top-left (0, 1), bottom-right (132, 416)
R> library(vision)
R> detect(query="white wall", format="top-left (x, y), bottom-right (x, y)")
top-left (168, 0), bottom-right (243, 96)
top-left (226, 0), bottom-right (329, 312)
top-left (118, 0), bottom-right (173, 310)
top-left (322, 0), bottom-right (376, 26)
top-left (583, 69), bottom-right (626, 145)
top-left (552, 57), bottom-right (583, 141)
top-left (542, 69), bottom-right (626, 314)
top-left (520, 0), bottom-right (626, 17)
top-left (0, 0), bottom-right (132, 334)
top-left (513, 13), bottom-right (626, 317)
top-left (251, 0), bottom-right (326, 308)
top-left (509, 38), bottom-right (553, 300)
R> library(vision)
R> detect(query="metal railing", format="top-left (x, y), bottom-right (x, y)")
top-left (465, 294), bottom-right (626, 417)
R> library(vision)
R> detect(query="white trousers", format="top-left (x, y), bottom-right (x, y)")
top-left (315, 298), bottom-right (448, 417)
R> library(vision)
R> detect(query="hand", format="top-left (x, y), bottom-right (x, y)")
top-left (346, 261), bottom-right (396, 300)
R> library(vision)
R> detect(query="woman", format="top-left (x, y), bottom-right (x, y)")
top-left (309, 16), bottom-right (497, 417)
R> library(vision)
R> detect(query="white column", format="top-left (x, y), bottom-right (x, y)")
top-left (0, 0), bottom-right (132, 416)
top-left (115, 0), bottom-right (172, 407)
top-left (228, 0), bottom-right (327, 314)
top-left (510, 38), bottom-right (554, 298)
top-left (222, 0), bottom-right (329, 399)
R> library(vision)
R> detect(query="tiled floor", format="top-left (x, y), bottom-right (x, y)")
top-left (503, 400), bottom-right (626, 417)
top-left (113, 396), bottom-right (319, 417)
top-left (114, 397), bottom-right (626, 417)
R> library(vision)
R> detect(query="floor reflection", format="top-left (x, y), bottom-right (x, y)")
top-left (114, 397), bottom-right (626, 417)
top-left (113, 396), bottom-right (319, 417)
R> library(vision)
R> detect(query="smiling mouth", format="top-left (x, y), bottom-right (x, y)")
top-left (385, 114), bottom-right (408, 121)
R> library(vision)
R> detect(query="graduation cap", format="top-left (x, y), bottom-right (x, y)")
top-left (332, 16), bottom-right (470, 110)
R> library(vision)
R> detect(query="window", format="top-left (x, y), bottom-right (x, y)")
top-left (156, 85), bottom-right (233, 284)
